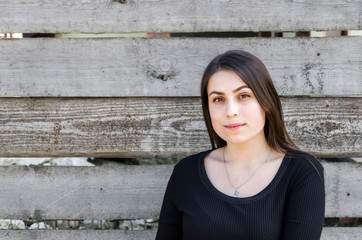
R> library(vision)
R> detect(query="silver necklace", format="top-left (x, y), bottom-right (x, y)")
top-left (223, 147), bottom-right (271, 197)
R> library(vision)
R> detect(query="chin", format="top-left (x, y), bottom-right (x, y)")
top-left (223, 136), bottom-right (249, 144)
top-left (223, 132), bottom-right (264, 145)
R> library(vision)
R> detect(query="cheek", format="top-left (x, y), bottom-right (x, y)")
top-left (209, 107), bottom-right (223, 131)
top-left (208, 105), bottom-right (219, 122)
top-left (254, 105), bottom-right (266, 128)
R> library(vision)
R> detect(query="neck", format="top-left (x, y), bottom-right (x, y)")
top-left (224, 135), bottom-right (271, 164)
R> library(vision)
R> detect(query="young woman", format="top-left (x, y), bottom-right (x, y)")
top-left (156, 50), bottom-right (325, 240)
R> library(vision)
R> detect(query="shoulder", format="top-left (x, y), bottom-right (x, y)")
top-left (287, 151), bottom-right (323, 170)
top-left (286, 151), bottom-right (324, 182)
top-left (168, 150), bottom-right (211, 187)
top-left (172, 150), bottom-right (211, 175)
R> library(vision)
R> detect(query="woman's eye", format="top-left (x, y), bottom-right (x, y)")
top-left (213, 97), bottom-right (224, 103)
top-left (239, 94), bottom-right (250, 99)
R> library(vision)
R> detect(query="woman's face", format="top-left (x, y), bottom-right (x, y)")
top-left (207, 70), bottom-right (266, 145)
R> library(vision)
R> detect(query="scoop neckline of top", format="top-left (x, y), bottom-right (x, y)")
top-left (198, 149), bottom-right (290, 203)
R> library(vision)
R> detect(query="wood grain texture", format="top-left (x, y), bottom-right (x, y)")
top-left (324, 162), bottom-right (362, 218)
top-left (321, 227), bottom-right (362, 240)
top-left (0, 165), bottom-right (172, 220)
top-left (0, 230), bottom-right (156, 240)
top-left (0, 37), bottom-right (361, 97)
top-left (0, 228), bottom-right (361, 240)
top-left (0, 0), bottom-right (361, 33)
top-left (0, 162), bottom-right (360, 220)
top-left (0, 97), bottom-right (360, 158)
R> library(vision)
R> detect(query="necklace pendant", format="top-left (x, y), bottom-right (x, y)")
top-left (234, 190), bottom-right (239, 197)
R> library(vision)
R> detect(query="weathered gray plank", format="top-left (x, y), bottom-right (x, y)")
top-left (0, 228), bottom-right (361, 240)
top-left (0, 37), bottom-right (361, 97)
top-left (283, 98), bottom-right (361, 158)
top-left (0, 165), bottom-right (172, 220)
top-left (0, 162), bottom-right (360, 220)
top-left (321, 227), bottom-right (362, 240)
top-left (0, 0), bottom-right (361, 33)
top-left (0, 97), bottom-right (360, 158)
top-left (324, 162), bottom-right (362, 218)
top-left (0, 230), bottom-right (156, 240)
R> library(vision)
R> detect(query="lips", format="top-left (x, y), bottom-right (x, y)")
top-left (224, 123), bottom-right (246, 130)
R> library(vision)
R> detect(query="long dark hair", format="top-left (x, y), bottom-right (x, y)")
top-left (201, 50), bottom-right (299, 153)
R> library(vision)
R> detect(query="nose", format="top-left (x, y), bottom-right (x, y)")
top-left (226, 100), bottom-right (239, 118)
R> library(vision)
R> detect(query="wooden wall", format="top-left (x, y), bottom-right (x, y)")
top-left (0, 0), bottom-right (360, 33)
top-left (0, 0), bottom-right (361, 239)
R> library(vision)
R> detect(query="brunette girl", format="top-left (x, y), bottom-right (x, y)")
top-left (156, 50), bottom-right (325, 240)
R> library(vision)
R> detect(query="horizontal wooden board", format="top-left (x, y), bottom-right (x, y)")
top-left (0, 162), bottom-right (360, 220)
top-left (0, 97), bottom-right (360, 158)
top-left (0, 165), bottom-right (171, 220)
top-left (0, 0), bottom-right (361, 33)
top-left (324, 162), bottom-right (362, 218)
top-left (0, 37), bottom-right (361, 97)
top-left (0, 228), bottom-right (361, 240)
top-left (0, 230), bottom-right (156, 240)
top-left (321, 227), bottom-right (362, 240)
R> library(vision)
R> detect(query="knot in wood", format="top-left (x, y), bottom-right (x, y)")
top-left (53, 123), bottom-right (62, 135)
top-left (118, 0), bottom-right (126, 3)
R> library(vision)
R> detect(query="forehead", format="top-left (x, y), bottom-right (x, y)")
top-left (207, 70), bottom-right (248, 92)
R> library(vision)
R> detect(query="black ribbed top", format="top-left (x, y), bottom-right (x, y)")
top-left (156, 150), bottom-right (325, 240)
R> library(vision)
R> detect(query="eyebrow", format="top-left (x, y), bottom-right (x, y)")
top-left (208, 85), bottom-right (249, 96)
